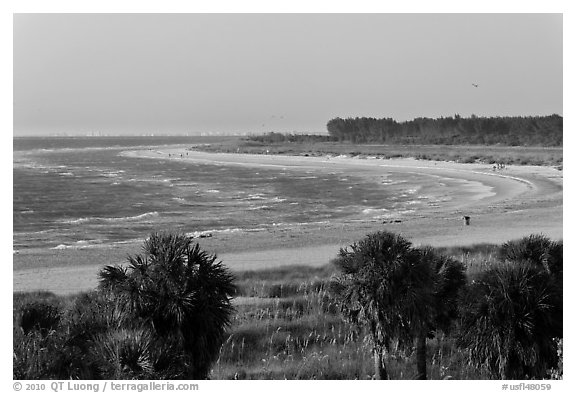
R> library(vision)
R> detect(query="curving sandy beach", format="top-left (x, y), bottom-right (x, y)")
top-left (13, 149), bottom-right (563, 295)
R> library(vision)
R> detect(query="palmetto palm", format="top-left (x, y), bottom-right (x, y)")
top-left (332, 231), bottom-right (435, 379)
top-left (458, 263), bottom-right (561, 379)
top-left (458, 235), bottom-right (563, 379)
top-left (499, 234), bottom-right (562, 279)
top-left (500, 234), bottom-right (562, 339)
top-left (98, 232), bottom-right (235, 379)
top-left (416, 247), bottom-right (466, 379)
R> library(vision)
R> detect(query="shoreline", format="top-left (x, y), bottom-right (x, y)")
top-left (13, 150), bottom-right (562, 295)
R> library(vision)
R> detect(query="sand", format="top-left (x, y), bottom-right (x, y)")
top-left (13, 149), bottom-right (563, 295)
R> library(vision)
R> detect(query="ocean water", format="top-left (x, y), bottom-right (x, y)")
top-left (13, 137), bottom-right (440, 252)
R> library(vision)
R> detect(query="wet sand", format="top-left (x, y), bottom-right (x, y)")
top-left (13, 150), bottom-right (563, 295)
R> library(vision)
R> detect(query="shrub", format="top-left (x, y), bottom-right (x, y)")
top-left (458, 264), bottom-right (561, 379)
top-left (89, 328), bottom-right (189, 379)
top-left (19, 302), bottom-right (61, 336)
top-left (499, 234), bottom-right (562, 277)
top-left (99, 232), bottom-right (236, 379)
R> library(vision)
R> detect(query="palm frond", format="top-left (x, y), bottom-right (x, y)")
top-left (98, 265), bottom-right (129, 291)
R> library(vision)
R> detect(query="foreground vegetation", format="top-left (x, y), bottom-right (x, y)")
top-left (14, 233), bottom-right (235, 380)
top-left (14, 233), bottom-right (562, 380)
top-left (212, 236), bottom-right (562, 380)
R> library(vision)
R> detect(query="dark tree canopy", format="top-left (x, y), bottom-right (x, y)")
top-left (458, 264), bottom-right (561, 379)
top-left (458, 234), bottom-right (562, 380)
top-left (98, 232), bottom-right (236, 379)
top-left (326, 115), bottom-right (562, 146)
top-left (332, 231), bottom-right (436, 379)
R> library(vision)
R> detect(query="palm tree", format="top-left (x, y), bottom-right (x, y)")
top-left (98, 232), bottom-right (236, 379)
top-left (499, 234), bottom-right (562, 278)
top-left (458, 263), bottom-right (561, 379)
top-left (331, 231), bottom-right (435, 379)
top-left (499, 234), bottom-right (562, 340)
top-left (415, 247), bottom-right (466, 379)
top-left (455, 234), bottom-right (563, 380)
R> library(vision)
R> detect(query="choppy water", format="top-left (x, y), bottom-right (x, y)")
top-left (13, 137), bottom-right (445, 252)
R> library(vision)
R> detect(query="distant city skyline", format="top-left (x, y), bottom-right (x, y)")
top-left (13, 13), bottom-right (563, 136)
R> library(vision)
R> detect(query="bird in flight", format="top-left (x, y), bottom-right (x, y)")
top-left (472, 83), bottom-right (479, 88)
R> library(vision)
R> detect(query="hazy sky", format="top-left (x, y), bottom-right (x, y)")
top-left (13, 13), bottom-right (563, 135)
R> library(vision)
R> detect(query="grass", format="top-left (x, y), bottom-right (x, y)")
top-left (191, 138), bottom-right (563, 168)
top-left (210, 244), bottom-right (505, 379)
top-left (435, 244), bottom-right (501, 278)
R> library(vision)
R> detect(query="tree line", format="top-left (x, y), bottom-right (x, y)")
top-left (326, 115), bottom-right (563, 146)
top-left (246, 132), bottom-right (335, 144)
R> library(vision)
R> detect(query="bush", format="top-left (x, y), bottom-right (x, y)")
top-left (89, 328), bottom-right (189, 379)
top-left (458, 264), bottom-right (561, 379)
top-left (499, 234), bottom-right (562, 276)
top-left (98, 232), bottom-right (236, 379)
top-left (19, 302), bottom-right (61, 336)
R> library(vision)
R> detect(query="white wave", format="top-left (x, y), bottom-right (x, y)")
top-left (111, 239), bottom-right (142, 245)
top-left (248, 205), bottom-right (271, 211)
top-left (265, 220), bottom-right (331, 228)
top-left (51, 240), bottom-right (104, 250)
top-left (106, 212), bottom-right (159, 222)
top-left (127, 177), bottom-right (178, 184)
top-left (241, 195), bottom-right (286, 208)
top-left (14, 229), bottom-right (54, 237)
top-left (405, 200), bottom-right (423, 205)
top-left (187, 228), bottom-right (237, 238)
top-left (59, 172), bottom-right (75, 176)
top-left (61, 217), bottom-right (91, 224)
top-left (176, 181), bottom-right (199, 187)
top-left (61, 212), bottom-right (159, 225)
top-left (362, 208), bottom-right (389, 215)
top-left (384, 180), bottom-right (408, 186)
top-left (244, 228), bottom-right (267, 233)
top-left (52, 244), bottom-right (79, 250)
top-left (245, 194), bottom-right (266, 200)
top-left (101, 172), bottom-right (120, 178)
top-left (186, 227), bottom-right (266, 239)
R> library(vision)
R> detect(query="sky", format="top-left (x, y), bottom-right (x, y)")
top-left (13, 13), bottom-right (563, 136)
